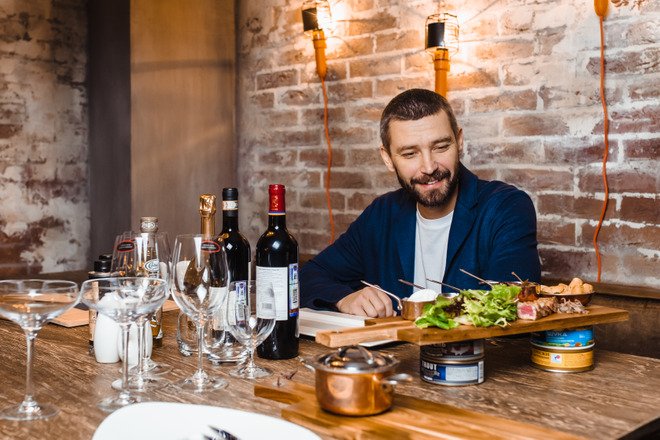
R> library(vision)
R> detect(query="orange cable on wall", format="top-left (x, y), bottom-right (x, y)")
top-left (593, 1), bottom-right (610, 283)
top-left (320, 76), bottom-right (336, 244)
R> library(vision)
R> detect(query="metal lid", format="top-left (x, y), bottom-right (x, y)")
top-left (317, 345), bottom-right (395, 373)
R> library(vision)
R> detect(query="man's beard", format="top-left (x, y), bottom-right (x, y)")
top-left (396, 167), bottom-right (459, 209)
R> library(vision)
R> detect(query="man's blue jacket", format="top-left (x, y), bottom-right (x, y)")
top-left (300, 163), bottom-right (541, 310)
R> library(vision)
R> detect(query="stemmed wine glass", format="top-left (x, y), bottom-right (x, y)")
top-left (171, 234), bottom-right (229, 392)
top-left (226, 280), bottom-right (276, 379)
top-left (80, 277), bottom-right (168, 412)
top-left (0, 279), bottom-right (81, 420)
top-left (111, 232), bottom-right (172, 390)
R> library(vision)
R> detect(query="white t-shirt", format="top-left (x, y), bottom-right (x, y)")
top-left (413, 208), bottom-right (454, 290)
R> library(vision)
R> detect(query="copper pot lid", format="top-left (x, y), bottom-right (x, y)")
top-left (316, 345), bottom-right (396, 373)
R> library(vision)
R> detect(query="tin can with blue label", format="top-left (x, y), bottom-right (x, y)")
top-left (531, 326), bottom-right (594, 348)
top-left (420, 341), bottom-right (485, 386)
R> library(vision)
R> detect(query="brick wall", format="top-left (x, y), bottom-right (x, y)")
top-left (239, 0), bottom-right (659, 289)
top-left (0, 0), bottom-right (89, 276)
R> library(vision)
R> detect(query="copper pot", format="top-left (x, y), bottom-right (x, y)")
top-left (302, 345), bottom-right (412, 416)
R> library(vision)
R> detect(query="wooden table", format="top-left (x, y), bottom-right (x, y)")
top-left (0, 311), bottom-right (658, 439)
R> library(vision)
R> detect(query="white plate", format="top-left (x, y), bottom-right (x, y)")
top-left (93, 402), bottom-right (321, 440)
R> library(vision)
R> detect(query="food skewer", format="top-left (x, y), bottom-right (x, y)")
top-left (459, 268), bottom-right (495, 287)
top-left (398, 279), bottom-right (457, 298)
top-left (511, 272), bottom-right (524, 283)
top-left (360, 280), bottom-right (403, 311)
top-left (397, 279), bottom-right (426, 290)
top-left (424, 279), bottom-right (462, 293)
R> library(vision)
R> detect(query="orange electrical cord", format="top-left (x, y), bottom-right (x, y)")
top-left (592, 14), bottom-right (610, 283)
top-left (320, 76), bottom-right (335, 243)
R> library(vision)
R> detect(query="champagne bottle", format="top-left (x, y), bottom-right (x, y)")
top-left (219, 188), bottom-right (251, 282)
top-left (256, 184), bottom-right (299, 360)
top-left (198, 194), bottom-right (227, 285)
top-left (140, 216), bottom-right (163, 347)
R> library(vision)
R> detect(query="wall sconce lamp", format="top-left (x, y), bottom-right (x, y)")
top-left (425, 13), bottom-right (459, 97)
top-left (302, 0), bottom-right (333, 80)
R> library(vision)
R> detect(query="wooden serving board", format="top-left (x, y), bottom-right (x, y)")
top-left (315, 305), bottom-right (628, 347)
top-left (49, 299), bottom-right (179, 327)
top-left (255, 381), bottom-right (587, 440)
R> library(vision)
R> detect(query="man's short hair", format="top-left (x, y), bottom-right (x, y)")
top-left (380, 88), bottom-right (459, 153)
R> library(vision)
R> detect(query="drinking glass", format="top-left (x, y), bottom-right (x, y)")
top-left (80, 277), bottom-right (168, 412)
top-left (171, 234), bottom-right (229, 392)
top-left (111, 232), bottom-right (172, 390)
top-left (0, 280), bottom-right (81, 421)
top-left (227, 280), bottom-right (276, 379)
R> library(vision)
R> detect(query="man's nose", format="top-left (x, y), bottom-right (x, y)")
top-left (420, 151), bottom-right (437, 174)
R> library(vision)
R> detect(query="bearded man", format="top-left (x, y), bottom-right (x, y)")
top-left (300, 89), bottom-right (541, 317)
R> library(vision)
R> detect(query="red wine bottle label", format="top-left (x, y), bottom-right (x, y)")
top-left (256, 266), bottom-right (288, 321)
top-left (288, 263), bottom-right (299, 318)
top-left (116, 240), bottom-right (135, 252)
top-left (201, 240), bottom-right (221, 253)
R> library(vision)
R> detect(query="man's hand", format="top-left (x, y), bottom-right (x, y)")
top-left (336, 287), bottom-right (395, 318)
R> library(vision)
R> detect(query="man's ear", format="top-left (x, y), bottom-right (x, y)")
top-left (457, 127), bottom-right (464, 156)
top-left (379, 146), bottom-right (396, 172)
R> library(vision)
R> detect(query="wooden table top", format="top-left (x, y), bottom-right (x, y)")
top-left (0, 311), bottom-right (658, 439)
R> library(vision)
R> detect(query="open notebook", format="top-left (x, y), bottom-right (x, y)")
top-left (299, 308), bottom-right (395, 347)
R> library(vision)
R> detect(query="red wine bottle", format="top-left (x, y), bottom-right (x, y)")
top-left (256, 184), bottom-right (299, 360)
top-left (219, 188), bottom-right (251, 283)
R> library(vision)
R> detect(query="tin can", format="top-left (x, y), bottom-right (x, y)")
top-left (420, 341), bottom-right (485, 386)
top-left (421, 339), bottom-right (485, 361)
top-left (530, 341), bottom-right (595, 373)
top-left (531, 327), bottom-right (594, 348)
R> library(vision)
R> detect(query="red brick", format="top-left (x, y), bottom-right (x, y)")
top-left (346, 103), bottom-right (382, 123)
top-left (371, 170), bottom-right (399, 189)
top-left (347, 11), bottom-right (397, 36)
top-left (299, 191), bottom-right (345, 210)
top-left (475, 40), bottom-right (534, 60)
top-left (403, 52), bottom-right (430, 73)
top-left (502, 62), bottom-right (535, 86)
top-left (250, 92), bottom-right (274, 109)
top-left (449, 98), bottom-right (465, 116)
top-left (328, 170), bottom-right (370, 189)
top-left (279, 88), bottom-right (320, 106)
top-left (592, 106), bottom-right (660, 135)
top-left (629, 82), bottom-right (659, 100)
top-left (537, 194), bottom-right (617, 219)
top-left (472, 168), bottom-right (497, 181)
top-left (535, 26), bottom-right (567, 56)
top-left (279, 47), bottom-right (309, 66)
top-left (288, 210), bottom-right (329, 230)
top-left (301, 61), bottom-right (348, 84)
top-left (347, 192), bottom-right (378, 211)
top-left (256, 69), bottom-right (298, 90)
top-left (587, 49), bottom-right (658, 76)
top-left (329, 36), bottom-right (374, 59)
top-left (376, 29), bottom-right (422, 53)
top-left (499, 10), bottom-right (533, 35)
top-left (350, 56), bottom-right (401, 78)
top-left (544, 138), bottom-right (619, 165)
top-left (333, 213), bottom-right (358, 235)
top-left (327, 126), bottom-right (374, 145)
top-left (258, 150), bottom-right (296, 167)
top-left (375, 77), bottom-right (431, 98)
top-left (503, 115), bottom-right (568, 136)
top-left (580, 223), bottom-right (660, 249)
top-left (262, 109), bottom-right (298, 127)
top-left (624, 138), bottom-right (659, 160)
top-left (297, 231), bottom-right (331, 254)
top-left (461, 115), bottom-right (499, 138)
top-left (605, 20), bottom-right (656, 49)
top-left (469, 140), bottom-right (543, 166)
top-left (255, 170), bottom-right (321, 190)
top-left (620, 196), bottom-right (659, 223)
top-left (539, 248), bottom-right (596, 281)
top-left (621, 253), bottom-right (660, 279)
top-left (539, 85), bottom-right (621, 110)
top-left (500, 168), bottom-right (573, 192)
top-left (537, 220), bottom-right (575, 246)
top-left (578, 167), bottom-right (659, 194)
top-left (448, 69), bottom-right (499, 91)
top-left (307, 107), bottom-right (346, 125)
top-left (348, 148), bottom-right (382, 167)
top-left (471, 90), bottom-right (537, 113)
top-left (268, 129), bottom-right (320, 147)
top-left (299, 148), bottom-right (346, 167)
top-left (327, 81), bottom-right (372, 101)
top-left (0, 124), bottom-right (20, 138)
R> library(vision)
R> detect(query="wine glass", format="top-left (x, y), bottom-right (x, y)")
top-left (111, 232), bottom-right (172, 390)
top-left (0, 279), bottom-right (81, 421)
top-left (171, 234), bottom-right (229, 392)
top-left (80, 277), bottom-right (168, 412)
top-left (226, 280), bottom-right (276, 379)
